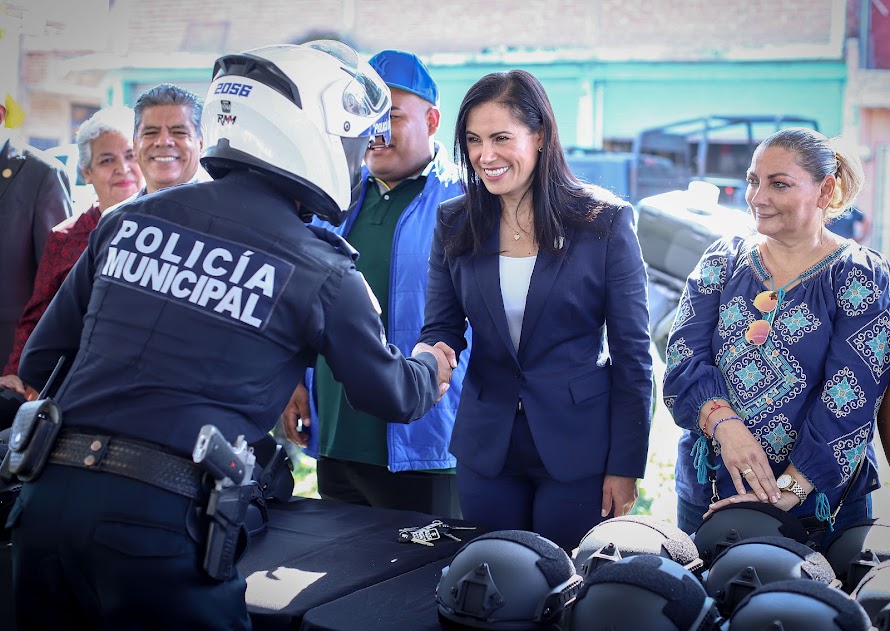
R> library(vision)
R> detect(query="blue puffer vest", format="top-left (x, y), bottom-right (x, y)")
top-left (304, 142), bottom-right (469, 471)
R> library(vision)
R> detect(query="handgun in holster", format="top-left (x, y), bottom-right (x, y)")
top-left (192, 424), bottom-right (257, 580)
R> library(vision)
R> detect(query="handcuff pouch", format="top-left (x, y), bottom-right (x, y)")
top-left (3, 398), bottom-right (62, 482)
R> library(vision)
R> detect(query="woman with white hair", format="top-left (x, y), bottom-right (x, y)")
top-left (0, 106), bottom-right (143, 402)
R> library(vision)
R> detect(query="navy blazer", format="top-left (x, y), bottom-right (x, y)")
top-left (420, 193), bottom-right (653, 483)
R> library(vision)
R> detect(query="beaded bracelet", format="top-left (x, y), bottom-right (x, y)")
top-left (705, 403), bottom-right (732, 423)
top-left (710, 415), bottom-right (743, 442)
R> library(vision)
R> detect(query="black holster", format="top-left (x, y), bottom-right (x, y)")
top-left (203, 481), bottom-right (255, 580)
top-left (0, 398), bottom-right (62, 482)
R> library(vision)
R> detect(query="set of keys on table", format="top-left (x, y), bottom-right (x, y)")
top-left (397, 519), bottom-right (476, 546)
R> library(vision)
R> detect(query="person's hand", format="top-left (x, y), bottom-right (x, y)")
top-left (703, 490), bottom-right (799, 520)
top-left (0, 374), bottom-right (38, 400)
top-left (601, 475), bottom-right (638, 518)
top-left (713, 419), bottom-right (781, 503)
top-left (280, 381), bottom-right (311, 447)
top-left (412, 341), bottom-right (457, 401)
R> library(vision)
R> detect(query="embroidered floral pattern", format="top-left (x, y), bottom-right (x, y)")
top-left (718, 337), bottom-right (806, 420)
top-left (775, 303), bottom-right (820, 345)
top-left (696, 256), bottom-right (726, 295)
top-left (821, 367), bottom-right (866, 417)
top-left (666, 338), bottom-right (694, 374)
top-left (718, 297), bottom-right (751, 340)
top-left (753, 414), bottom-right (797, 462)
top-left (839, 267), bottom-right (879, 316)
top-left (847, 311), bottom-right (890, 383)
top-left (663, 238), bottom-right (890, 509)
top-left (830, 423), bottom-right (871, 481)
top-left (735, 361), bottom-right (765, 389)
top-left (671, 290), bottom-right (694, 335)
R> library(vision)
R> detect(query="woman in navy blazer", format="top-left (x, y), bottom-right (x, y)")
top-left (417, 70), bottom-right (653, 550)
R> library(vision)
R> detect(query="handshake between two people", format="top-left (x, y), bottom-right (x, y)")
top-left (411, 341), bottom-right (457, 402)
top-left (279, 341), bottom-right (458, 449)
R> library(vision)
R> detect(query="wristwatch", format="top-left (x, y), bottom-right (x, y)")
top-left (776, 474), bottom-right (808, 506)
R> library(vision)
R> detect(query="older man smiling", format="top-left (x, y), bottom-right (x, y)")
top-left (133, 83), bottom-right (206, 194)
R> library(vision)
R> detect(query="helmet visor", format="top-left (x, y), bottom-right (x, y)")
top-left (361, 110), bottom-right (391, 146)
top-left (342, 134), bottom-right (370, 213)
top-left (307, 40), bottom-right (391, 145)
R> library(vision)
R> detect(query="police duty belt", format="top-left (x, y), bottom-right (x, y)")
top-left (48, 431), bottom-right (204, 498)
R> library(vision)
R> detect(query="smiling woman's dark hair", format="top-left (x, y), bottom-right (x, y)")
top-left (446, 69), bottom-right (609, 260)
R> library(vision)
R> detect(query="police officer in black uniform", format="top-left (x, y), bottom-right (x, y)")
top-left (8, 41), bottom-right (453, 629)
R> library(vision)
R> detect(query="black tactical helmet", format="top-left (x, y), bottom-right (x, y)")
top-left (726, 579), bottom-right (872, 630)
top-left (823, 519), bottom-right (890, 593)
top-left (568, 555), bottom-right (723, 631)
top-left (573, 515), bottom-right (703, 579)
top-left (851, 559), bottom-right (890, 626)
top-left (436, 530), bottom-right (583, 630)
top-left (703, 535), bottom-right (836, 616)
top-left (693, 501), bottom-right (809, 569)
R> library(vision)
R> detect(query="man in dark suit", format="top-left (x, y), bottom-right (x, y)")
top-left (0, 96), bottom-right (72, 369)
top-left (0, 95), bottom-right (71, 619)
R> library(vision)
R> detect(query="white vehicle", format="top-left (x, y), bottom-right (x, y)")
top-left (638, 182), bottom-right (756, 361)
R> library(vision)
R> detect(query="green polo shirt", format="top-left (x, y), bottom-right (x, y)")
top-left (315, 175), bottom-right (426, 466)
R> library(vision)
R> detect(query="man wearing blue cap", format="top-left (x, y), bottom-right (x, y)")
top-left (303, 49), bottom-right (467, 518)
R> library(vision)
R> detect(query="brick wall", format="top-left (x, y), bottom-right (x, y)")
top-left (13, 0), bottom-right (852, 145)
top-left (20, 0), bottom-right (848, 92)
top-left (22, 92), bottom-right (72, 147)
top-left (120, 0), bottom-right (345, 53)
top-left (595, 0), bottom-right (833, 50)
top-left (21, 52), bottom-right (51, 85)
top-left (351, 0), bottom-right (596, 53)
top-left (115, 0), bottom-right (841, 57)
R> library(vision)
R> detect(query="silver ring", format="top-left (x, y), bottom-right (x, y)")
top-left (740, 468), bottom-right (753, 477)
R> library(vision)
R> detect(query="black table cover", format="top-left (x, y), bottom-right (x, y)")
top-left (299, 557), bottom-right (451, 631)
top-left (242, 497), bottom-right (484, 630)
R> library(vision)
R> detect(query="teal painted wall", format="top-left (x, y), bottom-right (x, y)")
top-left (119, 58), bottom-right (846, 167)
top-left (432, 61), bottom-right (590, 158)
top-left (119, 67), bottom-right (213, 108)
top-left (429, 59), bottom-right (846, 160)
top-left (600, 73), bottom-right (845, 139)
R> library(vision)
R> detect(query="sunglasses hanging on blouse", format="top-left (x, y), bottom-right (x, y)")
top-left (744, 275), bottom-right (802, 346)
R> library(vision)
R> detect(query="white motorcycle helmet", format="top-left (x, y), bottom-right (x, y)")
top-left (201, 39), bottom-right (391, 225)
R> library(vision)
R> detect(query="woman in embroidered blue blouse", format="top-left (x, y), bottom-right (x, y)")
top-left (663, 127), bottom-right (890, 537)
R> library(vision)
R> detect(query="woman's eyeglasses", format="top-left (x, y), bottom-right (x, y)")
top-left (744, 290), bottom-right (780, 346)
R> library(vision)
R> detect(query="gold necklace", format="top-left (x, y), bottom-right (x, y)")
top-left (504, 213), bottom-right (529, 241)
